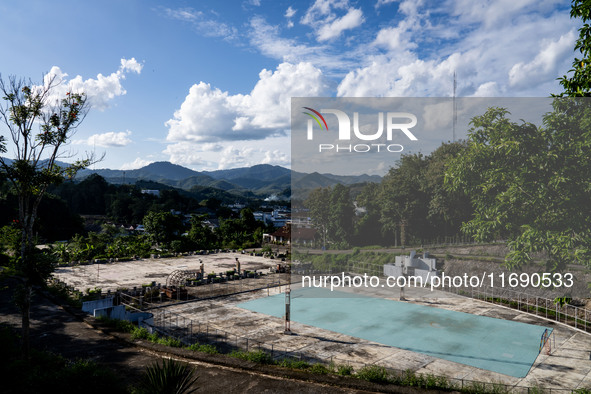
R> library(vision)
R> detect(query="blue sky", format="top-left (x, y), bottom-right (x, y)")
top-left (0, 0), bottom-right (580, 174)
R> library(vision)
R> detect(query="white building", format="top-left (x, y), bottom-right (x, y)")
top-left (383, 251), bottom-right (439, 285)
top-left (141, 189), bottom-right (160, 197)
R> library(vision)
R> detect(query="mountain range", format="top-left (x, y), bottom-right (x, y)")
top-left (76, 161), bottom-right (382, 199)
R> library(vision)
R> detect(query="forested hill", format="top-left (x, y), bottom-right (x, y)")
top-left (76, 161), bottom-right (381, 197)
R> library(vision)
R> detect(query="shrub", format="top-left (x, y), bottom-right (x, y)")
top-left (464, 381), bottom-right (487, 394)
top-left (335, 364), bottom-right (354, 376)
top-left (94, 316), bottom-right (135, 333)
top-left (424, 374), bottom-right (450, 390)
top-left (399, 369), bottom-right (421, 386)
top-left (187, 343), bottom-right (219, 354)
top-left (131, 327), bottom-right (150, 340)
top-left (230, 350), bottom-right (274, 365)
top-left (356, 365), bottom-right (391, 384)
top-left (309, 363), bottom-right (330, 374)
top-left (279, 358), bottom-right (311, 370)
top-left (156, 336), bottom-right (183, 348)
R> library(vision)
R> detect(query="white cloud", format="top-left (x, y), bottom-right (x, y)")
top-left (217, 146), bottom-right (255, 169)
top-left (301, 0), bottom-right (349, 25)
top-left (164, 8), bottom-right (202, 22)
top-left (165, 82), bottom-right (236, 143)
top-left (337, 2), bottom-right (576, 97)
top-left (120, 58), bottom-right (143, 74)
top-left (446, 0), bottom-right (558, 30)
top-left (162, 143), bottom-right (214, 168)
top-left (248, 17), bottom-right (320, 63)
top-left (164, 143), bottom-right (257, 170)
top-left (164, 136), bottom-right (291, 170)
top-left (373, 1), bottom-right (422, 52)
top-left (374, 25), bottom-right (417, 52)
top-left (472, 82), bottom-right (500, 97)
top-left (262, 150), bottom-right (289, 166)
top-left (74, 131), bottom-right (133, 147)
top-left (508, 30), bottom-right (576, 89)
top-left (41, 58), bottom-right (143, 111)
top-left (165, 62), bottom-right (329, 143)
top-left (163, 7), bottom-right (237, 40)
top-left (301, 0), bottom-right (363, 42)
top-left (217, 145), bottom-right (290, 169)
top-left (285, 6), bottom-right (296, 28)
top-left (163, 1), bottom-right (579, 170)
top-left (248, 16), bottom-right (361, 76)
top-left (317, 8), bottom-right (364, 41)
top-left (375, 0), bottom-right (396, 8)
top-left (120, 157), bottom-right (154, 170)
top-left (285, 6), bottom-right (296, 18)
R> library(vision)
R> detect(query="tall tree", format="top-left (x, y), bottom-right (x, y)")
top-left (0, 74), bottom-right (93, 358)
top-left (354, 182), bottom-right (387, 246)
top-left (445, 103), bottom-right (591, 271)
top-left (423, 141), bottom-right (472, 238)
top-left (557, 0), bottom-right (591, 96)
top-left (305, 187), bottom-right (331, 249)
top-left (189, 214), bottom-right (216, 249)
top-left (143, 210), bottom-right (183, 247)
top-left (379, 153), bottom-right (429, 246)
top-left (328, 184), bottom-right (354, 247)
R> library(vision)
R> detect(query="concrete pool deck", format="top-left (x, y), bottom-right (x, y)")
top-left (152, 284), bottom-right (591, 390)
top-left (237, 287), bottom-right (552, 378)
top-left (53, 254), bottom-right (591, 391)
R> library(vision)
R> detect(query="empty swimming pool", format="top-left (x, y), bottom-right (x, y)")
top-left (237, 287), bottom-right (551, 377)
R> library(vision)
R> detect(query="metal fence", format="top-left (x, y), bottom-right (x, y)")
top-left (110, 273), bottom-right (290, 309)
top-left (145, 308), bottom-right (319, 363)
top-left (441, 285), bottom-right (591, 333)
top-left (138, 290), bottom-right (581, 394)
top-left (292, 262), bottom-right (385, 278)
top-left (97, 262), bottom-right (591, 393)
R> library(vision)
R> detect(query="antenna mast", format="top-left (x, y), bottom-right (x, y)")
top-left (453, 71), bottom-right (457, 142)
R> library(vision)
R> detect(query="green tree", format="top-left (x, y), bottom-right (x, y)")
top-left (217, 217), bottom-right (248, 249)
top-left (0, 224), bottom-right (20, 264)
top-left (352, 142), bottom-right (471, 247)
top-left (240, 208), bottom-right (257, 232)
top-left (423, 141), bottom-right (472, 238)
top-left (328, 184), bottom-right (354, 247)
top-left (305, 187), bottom-right (331, 248)
top-left (557, 0), bottom-right (591, 96)
top-left (188, 214), bottom-right (216, 249)
top-left (379, 153), bottom-right (429, 246)
top-left (143, 211), bottom-right (183, 247)
top-left (353, 182), bottom-right (386, 246)
top-left (0, 74), bottom-right (93, 358)
top-left (75, 174), bottom-right (110, 214)
top-left (445, 103), bottom-right (591, 271)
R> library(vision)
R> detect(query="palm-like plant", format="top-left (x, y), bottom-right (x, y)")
top-left (51, 242), bottom-right (70, 263)
top-left (137, 358), bottom-right (198, 394)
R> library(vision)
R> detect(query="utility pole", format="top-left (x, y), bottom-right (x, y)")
top-left (284, 239), bottom-right (292, 335)
top-left (284, 288), bottom-right (291, 334)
